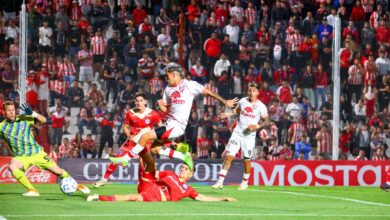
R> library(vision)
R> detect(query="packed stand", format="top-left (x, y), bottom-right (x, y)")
top-left (0, 0), bottom-right (389, 161)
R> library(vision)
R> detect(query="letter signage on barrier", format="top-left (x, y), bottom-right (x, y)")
top-left (2, 157), bottom-right (385, 186)
top-left (0, 157), bottom-right (57, 183)
top-left (250, 161), bottom-right (389, 186)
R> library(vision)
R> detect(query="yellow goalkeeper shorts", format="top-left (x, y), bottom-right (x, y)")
top-left (15, 151), bottom-right (57, 171)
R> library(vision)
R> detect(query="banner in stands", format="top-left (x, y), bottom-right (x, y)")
top-left (249, 161), bottom-right (390, 186)
top-left (58, 159), bottom-right (244, 184)
top-left (0, 156), bottom-right (57, 183)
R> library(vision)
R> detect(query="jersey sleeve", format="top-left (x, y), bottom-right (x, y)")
top-left (187, 186), bottom-right (199, 200)
top-left (124, 112), bottom-right (131, 125)
top-left (188, 80), bottom-right (205, 96)
top-left (162, 88), bottom-right (169, 104)
top-left (259, 103), bottom-right (269, 118)
top-left (152, 110), bottom-right (162, 125)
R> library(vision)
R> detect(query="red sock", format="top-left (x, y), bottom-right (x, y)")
top-left (168, 149), bottom-right (174, 158)
top-left (116, 140), bottom-right (137, 157)
top-left (98, 195), bottom-right (116, 201)
top-left (139, 147), bottom-right (148, 156)
top-left (103, 163), bottom-right (118, 179)
top-left (386, 172), bottom-right (390, 183)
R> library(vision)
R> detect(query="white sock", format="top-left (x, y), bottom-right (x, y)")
top-left (242, 173), bottom-right (250, 184)
top-left (159, 148), bottom-right (185, 160)
top-left (218, 169), bottom-right (228, 183)
top-left (129, 144), bottom-right (144, 157)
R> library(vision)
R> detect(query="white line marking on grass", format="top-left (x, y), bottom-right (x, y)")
top-left (236, 188), bottom-right (390, 207)
top-left (4, 214), bottom-right (390, 218)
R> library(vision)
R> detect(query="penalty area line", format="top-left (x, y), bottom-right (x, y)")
top-left (3, 214), bottom-right (390, 218)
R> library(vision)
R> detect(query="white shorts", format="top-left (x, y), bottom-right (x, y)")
top-left (79, 66), bottom-right (94, 82)
top-left (226, 131), bottom-right (256, 159)
top-left (157, 121), bottom-right (186, 140)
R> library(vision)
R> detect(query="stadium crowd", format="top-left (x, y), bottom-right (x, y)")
top-left (0, 0), bottom-right (389, 161)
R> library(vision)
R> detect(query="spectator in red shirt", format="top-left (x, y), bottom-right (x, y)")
top-left (203, 32), bottom-right (221, 75)
top-left (51, 105), bottom-right (66, 146)
top-left (190, 59), bottom-right (207, 84)
top-left (59, 137), bottom-right (72, 158)
top-left (82, 134), bottom-right (97, 158)
top-left (187, 0), bottom-right (200, 23)
top-left (339, 41), bottom-right (353, 84)
top-left (279, 142), bottom-right (292, 160)
top-left (350, 1), bottom-right (366, 27)
top-left (276, 80), bottom-right (293, 105)
top-left (196, 130), bottom-right (211, 159)
top-left (96, 112), bottom-right (115, 158)
top-left (314, 64), bottom-right (328, 110)
top-left (258, 81), bottom-right (275, 106)
top-left (342, 21), bottom-right (359, 44)
top-left (376, 19), bottom-right (390, 45)
top-left (132, 1), bottom-right (147, 27)
top-left (368, 112), bottom-right (384, 128)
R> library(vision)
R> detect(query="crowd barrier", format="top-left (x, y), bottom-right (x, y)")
top-left (0, 157), bottom-right (388, 186)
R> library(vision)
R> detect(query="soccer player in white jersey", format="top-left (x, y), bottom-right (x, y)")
top-left (110, 62), bottom-right (238, 170)
top-left (212, 83), bottom-right (269, 190)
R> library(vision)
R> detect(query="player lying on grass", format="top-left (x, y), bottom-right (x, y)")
top-left (109, 62), bottom-right (238, 171)
top-left (212, 83), bottom-right (269, 190)
top-left (88, 161), bottom-right (237, 202)
top-left (0, 101), bottom-right (90, 196)
top-left (381, 171), bottom-right (390, 191)
top-left (94, 92), bottom-right (192, 188)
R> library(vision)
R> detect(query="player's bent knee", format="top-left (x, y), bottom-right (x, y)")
top-left (226, 155), bottom-right (234, 161)
top-left (150, 147), bottom-right (160, 154)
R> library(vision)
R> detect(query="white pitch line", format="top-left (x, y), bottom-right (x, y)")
top-left (234, 188), bottom-right (390, 207)
top-left (3, 214), bottom-right (390, 218)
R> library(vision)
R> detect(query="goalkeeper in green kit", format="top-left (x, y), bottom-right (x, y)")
top-left (0, 101), bottom-right (90, 196)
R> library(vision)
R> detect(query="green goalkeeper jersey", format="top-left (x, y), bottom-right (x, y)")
top-left (0, 116), bottom-right (43, 156)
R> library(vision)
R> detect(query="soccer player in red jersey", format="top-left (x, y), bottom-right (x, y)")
top-left (110, 63), bottom-right (238, 171)
top-left (94, 92), bottom-right (191, 187)
top-left (87, 162), bottom-right (236, 202)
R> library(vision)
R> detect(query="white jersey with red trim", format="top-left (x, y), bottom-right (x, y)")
top-left (233, 97), bottom-right (268, 137)
top-left (163, 79), bottom-right (205, 128)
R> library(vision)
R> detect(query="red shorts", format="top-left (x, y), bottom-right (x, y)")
top-left (138, 173), bottom-right (162, 202)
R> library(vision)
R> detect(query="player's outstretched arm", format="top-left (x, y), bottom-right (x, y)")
top-left (194, 193), bottom-right (237, 202)
top-left (20, 104), bottom-right (47, 124)
top-left (202, 88), bottom-right (239, 108)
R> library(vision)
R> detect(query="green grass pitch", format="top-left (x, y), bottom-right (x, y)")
top-left (0, 184), bottom-right (389, 220)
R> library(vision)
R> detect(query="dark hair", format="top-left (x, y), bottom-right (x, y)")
top-left (135, 92), bottom-right (147, 99)
top-left (165, 62), bottom-right (184, 77)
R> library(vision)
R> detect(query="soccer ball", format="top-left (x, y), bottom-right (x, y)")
top-left (60, 177), bottom-right (78, 195)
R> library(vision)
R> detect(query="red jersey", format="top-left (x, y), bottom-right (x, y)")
top-left (157, 171), bottom-right (199, 201)
top-left (124, 108), bottom-right (161, 136)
